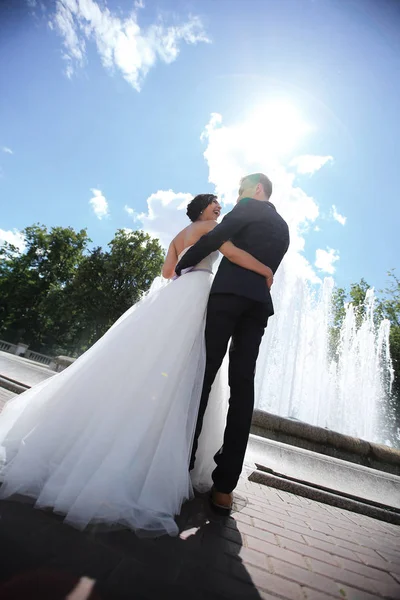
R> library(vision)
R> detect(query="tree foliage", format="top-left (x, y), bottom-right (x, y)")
top-left (330, 272), bottom-right (400, 432)
top-left (378, 271), bottom-right (400, 394)
top-left (0, 224), bottom-right (90, 350)
top-left (331, 273), bottom-right (400, 376)
top-left (0, 225), bottom-right (165, 356)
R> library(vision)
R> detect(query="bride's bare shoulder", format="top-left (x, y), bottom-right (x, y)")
top-left (201, 220), bottom-right (217, 232)
top-left (174, 220), bottom-right (217, 254)
top-left (189, 220), bottom-right (217, 240)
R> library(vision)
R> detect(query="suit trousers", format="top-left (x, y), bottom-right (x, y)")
top-left (190, 293), bottom-right (269, 493)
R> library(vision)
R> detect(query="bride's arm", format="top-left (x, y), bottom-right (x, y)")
top-left (200, 220), bottom-right (273, 288)
top-left (162, 240), bottom-right (178, 279)
top-left (220, 241), bottom-right (274, 289)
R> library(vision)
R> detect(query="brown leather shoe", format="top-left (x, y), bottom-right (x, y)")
top-left (209, 485), bottom-right (233, 516)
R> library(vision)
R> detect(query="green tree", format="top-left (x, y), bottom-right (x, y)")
top-left (330, 272), bottom-right (400, 442)
top-left (53, 229), bottom-right (165, 354)
top-left (329, 280), bottom-right (372, 358)
top-left (378, 271), bottom-right (400, 393)
top-left (330, 278), bottom-right (373, 352)
top-left (0, 224), bottom-right (89, 350)
top-left (349, 278), bottom-right (372, 323)
top-left (0, 226), bottom-right (165, 357)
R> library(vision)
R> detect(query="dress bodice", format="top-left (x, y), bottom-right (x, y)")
top-left (177, 246), bottom-right (219, 273)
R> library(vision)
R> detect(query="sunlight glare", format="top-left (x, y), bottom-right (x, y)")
top-left (246, 100), bottom-right (310, 159)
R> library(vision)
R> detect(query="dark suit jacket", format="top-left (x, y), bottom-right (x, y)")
top-left (175, 197), bottom-right (290, 314)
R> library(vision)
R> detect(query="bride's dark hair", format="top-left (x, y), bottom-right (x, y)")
top-left (186, 194), bottom-right (217, 222)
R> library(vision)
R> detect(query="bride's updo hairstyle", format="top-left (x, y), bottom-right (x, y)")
top-left (186, 194), bottom-right (217, 222)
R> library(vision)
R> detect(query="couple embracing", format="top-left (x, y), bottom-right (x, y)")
top-left (0, 173), bottom-right (289, 537)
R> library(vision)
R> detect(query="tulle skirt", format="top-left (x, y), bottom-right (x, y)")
top-left (0, 271), bottom-right (228, 536)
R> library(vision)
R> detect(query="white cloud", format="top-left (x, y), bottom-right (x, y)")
top-left (134, 190), bottom-right (192, 248)
top-left (199, 110), bottom-right (321, 280)
top-left (0, 228), bottom-right (26, 252)
top-left (89, 188), bottom-right (109, 220)
top-left (315, 247), bottom-right (340, 274)
top-left (2, 147), bottom-right (13, 155)
top-left (135, 106), bottom-right (338, 285)
top-left (290, 154), bottom-right (333, 175)
top-left (331, 204), bottom-right (347, 226)
top-left (124, 205), bottom-right (135, 216)
top-left (50, 0), bottom-right (209, 90)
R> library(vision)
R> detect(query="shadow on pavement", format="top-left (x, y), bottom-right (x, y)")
top-left (0, 492), bottom-right (263, 599)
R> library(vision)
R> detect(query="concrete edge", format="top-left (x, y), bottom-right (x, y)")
top-left (0, 376), bottom-right (29, 395)
top-left (251, 410), bottom-right (400, 471)
top-left (248, 469), bottom-right (400, 526)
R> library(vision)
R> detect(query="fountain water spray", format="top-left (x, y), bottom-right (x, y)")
top-left (255, 264), bottom-right (395, 445)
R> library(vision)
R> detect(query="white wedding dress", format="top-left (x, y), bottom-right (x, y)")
top-left (0, 248), bottom-right (228, 537)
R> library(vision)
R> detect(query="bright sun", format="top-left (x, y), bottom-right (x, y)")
top-left (247, 100), bottom-right (310, 158)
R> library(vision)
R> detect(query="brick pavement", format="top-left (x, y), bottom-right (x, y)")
top-left (0, 386), bottom-right (399, 599)
top-left (0, 476), bottom-right (399, 600)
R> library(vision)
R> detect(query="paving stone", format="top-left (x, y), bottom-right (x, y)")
top-left (300, 588), bottom-right (340, 600)
top-left (240, 564), bottom-right (304, 600)
top-left (226, 511), bottom-right (254, 527)
top-left (275, 536), bottom-right (343, 568)
top-left (46, 546), bottom-right (122, 582)
top-left (307, 556), bottom-right (400, 598)
top-left (1, 476), bottom-right (399, 600)
top-left (235, 520), bottom-right (279, 547)
top-left (375, 548), bottom-right (400, 564)
top-left (251, 516), bottom-right (306, 545)
top-left (234, 546), bottom-right (269, 570)
top-left (335, 554), bottom-right (400, 583)
top-left (190, 562), bottom-right (264, 599)
top-left (245, 535), bottom-right (309, 570)
top-left (390, 571), bottom-right (400, 584)
top-left (353, 551), bottom-right (400, 576)
top-left (301, 534), bottom-right (366, 563)
top-left (336, 584), bottom-right (398, 600)
top-left (268, 557), bottom-right (340, 597)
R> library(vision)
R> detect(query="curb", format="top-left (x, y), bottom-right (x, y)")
top-left (0, 375), bottom-right (29, 395)
top-left (249, 469), bottom-right (400, 525)
top-left (251, 409), bottom-right (400, 476)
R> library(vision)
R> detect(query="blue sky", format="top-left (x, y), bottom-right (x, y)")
top-left (1, 0), bottom-right (399, 292)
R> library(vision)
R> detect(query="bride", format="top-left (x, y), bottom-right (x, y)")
top-left (0, 193), bottom-right (272, 537)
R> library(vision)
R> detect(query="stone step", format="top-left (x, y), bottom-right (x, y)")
top-left (248, 468), bottom-right (400, 525)
top-left (247, 434), bottom-right (400, 511)
top-left (0, 375), bottom-right (29, 395)
top-left (251, 409), bottom-right (400, 476)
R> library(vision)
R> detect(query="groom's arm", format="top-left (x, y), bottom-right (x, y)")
top-left (175, 198), bottom-right (254, 275)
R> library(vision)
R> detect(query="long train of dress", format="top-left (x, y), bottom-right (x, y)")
top-left (0, 250), bottom-right (228, 536)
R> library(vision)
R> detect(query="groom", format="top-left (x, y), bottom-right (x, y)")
top-left (175, 173), bottom-right (290, 512)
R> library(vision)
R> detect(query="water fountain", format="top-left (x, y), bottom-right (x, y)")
top-left (250, 263), bottom-right (400, 518)
top-left (255, 262), bottom-right (395, 446)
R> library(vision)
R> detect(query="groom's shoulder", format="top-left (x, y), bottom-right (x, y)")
top-left (231, 198), bottom-right (286, 226)
top-left (236, 197), bottom-right (257, 208)
top-left (236, 198), bottom-right (275, 212)
top-left (233, 197), bottom-right (260, 216)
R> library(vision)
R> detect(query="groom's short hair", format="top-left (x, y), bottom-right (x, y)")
top-left (241, 173), bottom-right (272, 199)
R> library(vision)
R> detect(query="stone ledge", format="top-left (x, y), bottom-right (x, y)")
top-left (251, 409), bottom-right (400, 476)
top-left (0, 375), bottom-right (29, 395)
top-left (249, 469), bottom-right (400, 526)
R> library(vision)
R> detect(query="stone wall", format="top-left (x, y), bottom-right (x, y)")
top-left (251, 409), bottom-right (400, 476)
